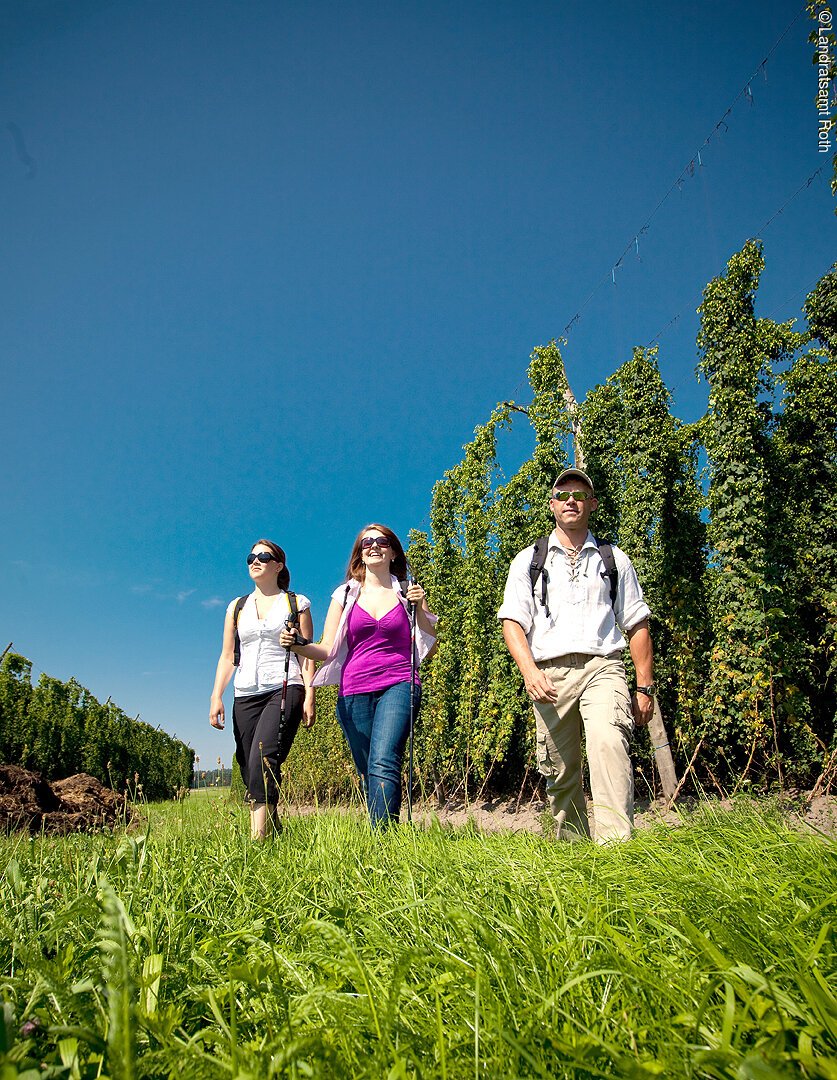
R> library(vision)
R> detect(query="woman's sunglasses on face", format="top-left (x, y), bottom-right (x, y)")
top-left (551, 490), bottom-right (592, 503)
top-left (246, 552), bottom-right (278, 565)
top-left (361, 536), bottom-right (391, 550)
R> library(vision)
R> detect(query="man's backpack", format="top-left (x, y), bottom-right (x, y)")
top-left (232, 591), bottom-right (299, 667)
top-left (528, 537), bottom-right (617, 620)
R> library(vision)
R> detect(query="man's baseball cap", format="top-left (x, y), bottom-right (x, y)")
top-left (552, 468), bottom-right (595, 493)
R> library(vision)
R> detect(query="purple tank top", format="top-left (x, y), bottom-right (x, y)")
top-left (340, 600), bottom-right (419, 695)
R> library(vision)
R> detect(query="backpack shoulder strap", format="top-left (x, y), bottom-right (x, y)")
top-left (286, 590), bottom-right (299, 625)
top-left (595, 539), bottom-right (618, 606)
top-left (528, 536), bottom-right (550, 591)
top-left (232, 595), bottom-right (247, 667)
top-left (528, 536), bottom-right (552, 618)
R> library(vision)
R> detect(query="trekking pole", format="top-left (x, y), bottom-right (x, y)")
top-left (406, 566), bottom-right (417, 823)
top-left (280, 610), bottom-right (298, 736)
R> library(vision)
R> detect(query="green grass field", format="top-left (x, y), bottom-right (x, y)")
top-left (1, 794), bottom-right (835, 1079)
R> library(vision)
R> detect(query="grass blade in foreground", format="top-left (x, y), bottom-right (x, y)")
top-left (0, 796), bottom-right (834, 1078)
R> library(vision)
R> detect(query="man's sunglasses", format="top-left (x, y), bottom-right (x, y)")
top-left (551, 490), bottom-right (593, 503)
top-left (361, 536), bottom-right (391, 550)
top-left (246, 552), bottom-right (278, 565)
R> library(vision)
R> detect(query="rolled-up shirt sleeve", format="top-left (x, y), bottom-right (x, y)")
top-left (497, 548), bottom-right (537, 633)
top-left (613, 549), bottom-right (651, 632)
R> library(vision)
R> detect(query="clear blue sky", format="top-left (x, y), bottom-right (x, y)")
top-left (2, 0), bottom-right (834, 769)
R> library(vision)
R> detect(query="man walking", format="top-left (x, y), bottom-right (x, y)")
top-left (498, 468), bottom-right (654, 842)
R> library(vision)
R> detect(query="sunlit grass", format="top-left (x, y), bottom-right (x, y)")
top-left (1, 796), bottom-right (835, 1078)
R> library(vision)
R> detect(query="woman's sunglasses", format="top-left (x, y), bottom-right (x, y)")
top-left (246, 552), bottom-right (278, 565)
top-left (361, 536), bottom-right (391, 550)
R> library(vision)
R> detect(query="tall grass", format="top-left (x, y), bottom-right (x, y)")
top-left (1, 796), bottom-right (835, 1078)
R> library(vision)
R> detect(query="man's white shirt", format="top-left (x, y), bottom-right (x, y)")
top-left (497, 531), bottom-right (650, 661)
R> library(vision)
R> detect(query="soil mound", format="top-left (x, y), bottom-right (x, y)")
top-left (0, 765), bottom-right (132, 835)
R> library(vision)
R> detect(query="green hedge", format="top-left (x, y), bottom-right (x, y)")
top-left (0, 653), bottom-right (193, 800)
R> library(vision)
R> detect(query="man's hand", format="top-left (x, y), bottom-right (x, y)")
top-left (631, 691), bottom-right (653, 728)
top-left (502, 619), bottom-right (559, 704)
top-left (523, 667), bottom-right (560, 704)
top-left (626, 620), bottom-right (654, 728)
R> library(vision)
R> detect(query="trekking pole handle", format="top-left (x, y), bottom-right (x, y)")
top-left (406, 567), bottom-right (418, 618)
top-left (284, 612), bottom-right (310, 647)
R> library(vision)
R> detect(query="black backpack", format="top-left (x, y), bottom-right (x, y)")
top-left (232, 591), bottom-right (299, 667)
top-left (528, 536), bottom-right (617, 619)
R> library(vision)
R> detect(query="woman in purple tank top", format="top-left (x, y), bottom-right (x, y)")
top-left (281, 523), bottom-right (437, 827)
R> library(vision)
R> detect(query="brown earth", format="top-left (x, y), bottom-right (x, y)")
top-left (3, 765), bottom-right (833, 838)
top-left (405, 791), bottom-right (837, 838)
top-left (0, 765), bottom-right (132, 835)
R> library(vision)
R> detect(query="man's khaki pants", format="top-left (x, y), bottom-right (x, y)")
top-left (533, 653), bottom-right (634, 843)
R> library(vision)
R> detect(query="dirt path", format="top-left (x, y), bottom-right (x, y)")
top-left (403, 791), bottom-right (837, 838)
top-left (4, 765), bottom-right (834, 838)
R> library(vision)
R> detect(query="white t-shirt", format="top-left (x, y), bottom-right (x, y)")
top-left (497, 532), bottom-right (650, 661)
top-left (229, 591), bottom-right (311, 696)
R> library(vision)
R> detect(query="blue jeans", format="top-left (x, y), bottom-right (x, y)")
top-left (337, 681), bottom-right (421, 828)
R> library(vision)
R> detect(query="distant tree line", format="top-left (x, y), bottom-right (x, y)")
top-left (192, 765), bottom-right (233, 788)
top-left (286, 243), bottom-right (837, 801)
top-left (0, 652), bottom-right (194, 800)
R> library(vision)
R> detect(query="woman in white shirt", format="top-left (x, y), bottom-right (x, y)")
top-left (209, 539), bottom-right (315, 838)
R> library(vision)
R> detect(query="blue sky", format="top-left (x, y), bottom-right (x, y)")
top-left (2, 0), bottom-right (834, 769)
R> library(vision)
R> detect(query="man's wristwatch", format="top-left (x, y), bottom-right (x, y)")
top-left (635, 684), bottom-right (656, 697)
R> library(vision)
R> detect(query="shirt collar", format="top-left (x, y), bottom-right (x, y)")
top-left (548, 529), bottom-right (596, 553)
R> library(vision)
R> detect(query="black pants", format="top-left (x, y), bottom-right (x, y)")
top-left (232, 685), bottom-right (304, 805)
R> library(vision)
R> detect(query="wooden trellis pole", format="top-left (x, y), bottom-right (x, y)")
top-left (648, 698), bottom-right (678, 802)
